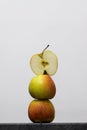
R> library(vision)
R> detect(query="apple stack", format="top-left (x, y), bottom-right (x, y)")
top-left (28, 45), bottom-right (58, 123)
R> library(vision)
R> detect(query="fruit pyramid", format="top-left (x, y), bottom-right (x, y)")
top-left (28, 45), bottom-right (58, 123)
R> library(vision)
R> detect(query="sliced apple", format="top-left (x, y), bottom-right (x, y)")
top-left (30, 48), bottom-right (58, 76)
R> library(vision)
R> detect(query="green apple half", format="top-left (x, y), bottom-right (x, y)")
top-left (30, 49), bottom-right (58, 76)
top-left (28, 99), bottom-right (55, 123)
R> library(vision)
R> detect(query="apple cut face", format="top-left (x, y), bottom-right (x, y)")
top-left (30, 50), bottom-right (58, 76)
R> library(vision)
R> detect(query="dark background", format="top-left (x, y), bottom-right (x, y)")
top-left (0, 123), bottom-right (87, 130)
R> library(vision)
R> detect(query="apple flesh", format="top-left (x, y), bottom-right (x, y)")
top-left (28, 74), bottom-right (56, 99)
top-left (30, 50), bottom-right (58, 76)
top-left (28, 99), bottom-right (55, 123)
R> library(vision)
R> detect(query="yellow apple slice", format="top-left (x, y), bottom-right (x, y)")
top-left (30, 47), bottom-right (58, 75)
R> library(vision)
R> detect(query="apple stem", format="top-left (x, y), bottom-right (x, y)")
top-left (42, 44), bottom-right (50, 54)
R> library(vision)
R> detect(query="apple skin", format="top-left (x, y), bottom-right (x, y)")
top-left (28, 74), bottom-right (56, 99)
top-left (28, 99), bottom-right (55, 123)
